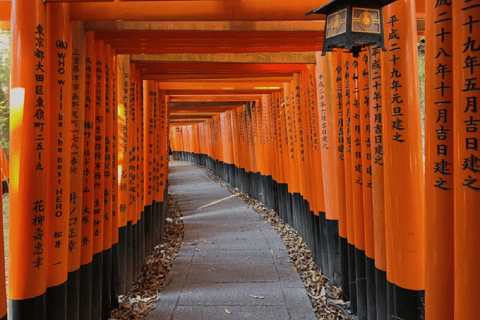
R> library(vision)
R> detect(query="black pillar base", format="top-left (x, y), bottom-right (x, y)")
top-left (67, 268), bottom-right (81, 320)
top-left (46, 281), bottom-right (67, 320)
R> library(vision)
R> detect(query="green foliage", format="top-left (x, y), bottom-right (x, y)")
top-left (0, 31), bottom-right (10, 151)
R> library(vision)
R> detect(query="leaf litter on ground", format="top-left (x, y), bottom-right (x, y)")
top-left (110, 187), bottom-right (185, 320)
top-left (202, 167), bottom-right (353, 320)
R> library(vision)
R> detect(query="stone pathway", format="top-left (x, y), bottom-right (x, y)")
top-left (147, 162), bottom-right (317, 320)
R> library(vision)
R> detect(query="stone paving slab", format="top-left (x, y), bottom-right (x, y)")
top-left (147, 162), bottom-right (317, 320)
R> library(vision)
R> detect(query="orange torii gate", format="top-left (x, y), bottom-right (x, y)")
top-left (1, 0), bottom-right (479, 320)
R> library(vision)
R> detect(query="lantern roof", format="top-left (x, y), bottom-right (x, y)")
top-left (305, 0), bottom-right (398, 16)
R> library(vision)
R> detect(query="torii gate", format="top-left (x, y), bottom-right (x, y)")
top-left (0, 0), bottom-right (479, 320)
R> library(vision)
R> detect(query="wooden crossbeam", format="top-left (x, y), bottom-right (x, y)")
top-left (69, 1), bottom-right (326, 21)
top-left (131, 53), bottom-right (315, 64)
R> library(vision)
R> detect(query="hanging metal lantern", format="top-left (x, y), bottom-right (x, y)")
top-left (306, 0), bottom-right (398, 57)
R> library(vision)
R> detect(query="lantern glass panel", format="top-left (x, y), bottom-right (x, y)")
top-left (326, 8), bottom-right (347, 38)
top-left (351, 8), bottom-right (381, 33)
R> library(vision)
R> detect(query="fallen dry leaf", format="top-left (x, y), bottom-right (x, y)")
top-left (224, 307), bottom-right (231, 314)
top-left (249, 295), bottom-right (265, 300)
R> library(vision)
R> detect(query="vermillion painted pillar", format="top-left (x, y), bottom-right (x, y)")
top-left (143, 81), bottom-right (154, 256)
top-left (425, 0), bottom-right (454, 319)
top-left (80, 31), bottom-right (96, 320)
top-left (151, 84), bottom-right (159, 247)
top-left (342, 53), bottom-right (357, 311)
top-left (46, 4), bottom-right (71, 319)
top-left (68, 21), bottom-right (86, 320)
top-left (101, 44), bottom-right (113, 319)
top-left (453, 1), bottom-right (480, 318)
top-left (9, 0), bottom-right (48, 319)
top-left (332, 51), bottom-right (349, 299)
top-left (0, 154), bottom-right (5, 320)
top-left (316, 52), bottom-right (342, 286)
top-left (134, 70), bottom-right (142, 278)
top-left (359, 52), bottom-right (376, 320)
top-left (92, 39), bottom-right (106, 320)
top-left (383, 2), bottom-right (425, 318)
top-left (158, 88), bottom-right (167, 245)
top-left (117, 54), bottom-right (129, 295)
top-left (128, 65), bottom-right (137, 284)
top-left (369, 45), bottom-right (387, 320)
top-left (9, 0), bottom-right (48, 316)
top-left (138, 76), bottom-right (145, 266)
top-left (351, 56), bottom-right (367, 320)
top-left (308, 65), bottom-right (328, 277)
top-left (110, 49), bottom-right (120, 311)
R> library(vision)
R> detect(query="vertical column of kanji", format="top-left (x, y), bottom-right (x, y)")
top-left (143, 81), bottom-right (154, 258)
top-left (358, 51), bottom-right (375, 320)
top-left (307, 69), bottom-right (320, 222)
top-left (273, 93), bottom-right (284, 220)
top-left (80, 31), bottom-right (96, 320)
top-left (289, 77), bottom-right (299, 231)
top-left (92, 39), bottom-right (105, 320)
top-left (135, 71), bottom-right (143, 277)
top-left (150, 84), bottom-right (159, 246)
top-left (331, 51), bottom-right (349, 300)
top-left (128, 65), bottom-right (137, 284)
top-left (301, 70), bottom-right (316, 255)
top-left (284, 86), bottom-right (293, 224)
top-left (350, 54), bottom-right (367, 320)
top-left (151, 83), bottom-right (159, 247)
top-left (101, 44), bottom-right (112, 319)
top-left (295, 74), bottom-right (308, 234)
top-left (271, 93), bottom-right (280, 213)
top-left (316, 52), bottom-right (342, 286)
top-left (46, 4), bottom-right (71, 319)
top-left (158, 89), bottom-right (167, 244)
top-left (138, 78), bottom-right (145, 265)
top-left (110, 49), bottom-right (119, 311)
top-left (134, 69), bottom-right (142, 279)
top-left (453, 0), bottom-right (480, 318)
top-left (250, 104), bottom-right (257, 196)
top-left (342, 53), bottom-right (357, 312)
top-left (159, 90), bottom-right (168, 245)
top-left (309, 64), bottom-right (329, 278)
top-left (425, 1), bottom-right (454, 319)
top-left (383, 4), bottom-right (425, 319)
top-left (68, 21), bottom-right (85, 320)
top-left (261, 95), bottom-right (269, 208)
top-left (368, 46), bottom-right (386, 319)
top-left (116, 54), bottom-right (129, 295)
top-left (9, 1), bottom-right (48, 317)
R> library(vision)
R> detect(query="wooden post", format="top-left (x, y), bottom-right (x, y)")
top-left (116, 54), bottom-right (129, 295)
top-left (0, 153), bottom-right (5, 320)
top-left (342, 52), bottom-right (357, 312)
top-left (425, 0), bottom-right (454, 319)
top-left (46, 4), bottom-right (72, 319)
top-left (80, 31), bottom-right (96, 320)
top-left (331, 50), bottom-right (349, 299)
top-left (316, 51), bottom-right (342, 286)
top-left (358, 51), bottom-right (376, 320)
top-left (92, 39), bottom-right (106, 320)
top-left (452, 1), bottom-right (480, 318)
top-left (369, 45), bottom-right (387, 320)
top-left (101, 44), bottom-right (113, 319)
top-left (110, 49), bottom-right (120, 311)
top-left (383, 2), bottom-right (425, 318)
top-left (68, 21), bottom-right (86, 320)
